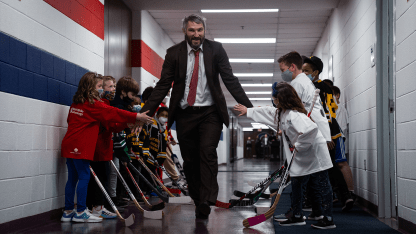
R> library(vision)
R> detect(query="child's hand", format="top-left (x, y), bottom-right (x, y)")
top-left (234, 104), bottom-right (247, 116)
top-left (136, 110), bottom-right (153, 123)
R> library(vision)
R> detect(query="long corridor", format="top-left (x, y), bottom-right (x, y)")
top-left (6, 159), bottom-right (401, 234)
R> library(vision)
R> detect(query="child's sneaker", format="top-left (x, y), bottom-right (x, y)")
top-left (279, 215), bottom-right (306, 226)
top-left (61, 209), bottom-right (75, 222)
top-left (342, 198), bottom-right (354, 212)
top-left (92, 205), bottom-right (117, 219)
top-left (72, 209), bottom-right (103, 222)
top-left (308, 212), bottom-right (324, 220)
top-left (311, 216), bottom-right (336, 229)
top-left (274, 213), bottom-right (289, 222)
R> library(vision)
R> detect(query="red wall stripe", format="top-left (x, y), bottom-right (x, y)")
top-left (131, 40), bottom-right (164, 79)
top-left (44, 0), bottom-right (104, 40)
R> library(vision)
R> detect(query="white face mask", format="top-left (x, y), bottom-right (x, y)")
top-left (158, 117), bottom-right (168, 124)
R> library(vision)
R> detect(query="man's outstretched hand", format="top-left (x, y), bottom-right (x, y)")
top-left (234, 104), bottom-right (248, 116)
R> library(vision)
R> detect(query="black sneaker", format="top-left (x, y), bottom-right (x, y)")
top-left (302, 203), bottom-right (312, 212)
top-left (279, 216), bottom-right (306, 226)
top-left (311, 216), bottom-right (336, 229)
top-left (308, 212), bottom-right (324, 220)
top-left (342, 198), bottom-right (354, 212)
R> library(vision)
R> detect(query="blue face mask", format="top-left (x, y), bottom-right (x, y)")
top-left (97, 89), bottom-right (104, 95)
top-left (281, 68), bottom-right (293, 82)
top-left (306, 74), bottom-right (315, 81)
top-left (132, 105), bottom-right (142, 113)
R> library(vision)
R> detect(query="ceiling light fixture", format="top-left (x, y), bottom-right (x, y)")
top-left (243, 128), bottom-right (254, 131)
top-left (214, 38), bottom-right (276, 43)
top-left (246, 91), bottom-right (271, 94)
top-left (229, 59), bottom-right (274, 63)
top-left (249, 98), bottom-right (272, 101)
top-left (201, 9), bottom-right (279, 13)
top-left (235, 73), bottom-right (273, 77)
top-left (241, 84), bottom-right (272, 87)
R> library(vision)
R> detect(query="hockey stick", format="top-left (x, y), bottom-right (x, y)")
top-left (242, 89), bottom-right (321, 227)
top-left (123, 163), bottom-right (165, 211)
top-left (108, 161), bottom-right (163, 219)
top-left (89, 166), bottom-right (135, 226)
top-left (242, 150), bottom-right (296, 227)
top-left (167, 145), bottom-right (187, 182)
top-left (158, 164), bottom-right (188, 196)
top-left (128, 162), bottom-right (192, 204)
top-left (214, 165), bottom-right (285, 209)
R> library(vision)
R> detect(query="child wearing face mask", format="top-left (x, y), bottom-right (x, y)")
top-left (86, 76), bottom-right (124, 218)
top-left (108, 76), bottom-right (141, 209)
top-left (136, 107), bottom-right (169, 195)
top-left (302, 57), bottom-right (354, 212)
top-left (61, 72), bottom-right (151, 223)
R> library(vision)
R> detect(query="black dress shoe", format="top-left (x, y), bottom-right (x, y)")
top-left (195, 202), bottom-right (211, 219)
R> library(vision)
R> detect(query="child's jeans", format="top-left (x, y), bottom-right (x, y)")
top-left (64, 158), bottom-right (91, 212)
top-left (291, 170), bottom-right (333, 219)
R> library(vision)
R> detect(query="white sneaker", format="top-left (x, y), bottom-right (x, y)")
top-left (72, 209), bottom-right (103, 222)
top-left (61, 209), bottom-right (76, 222)
top-left (92, 205), bottom-right (117, 219)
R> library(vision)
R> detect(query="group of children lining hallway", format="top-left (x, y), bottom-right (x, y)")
top-left (234, 52), bottom-right (354, 229)
top-left (59, 51), bottom-right (354, 230)
top-left (61, 74), bottom-right (182, 223)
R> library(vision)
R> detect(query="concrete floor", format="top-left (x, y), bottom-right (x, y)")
top-left (13, 158), bottom-right (281, 234)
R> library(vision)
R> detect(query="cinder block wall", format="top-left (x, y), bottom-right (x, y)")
top-left (395, 0), bottom-right (416, 226)
top-left (313, 0), bottom-right (378, 205)
top-left (0, 0), bottom-right (104, 224)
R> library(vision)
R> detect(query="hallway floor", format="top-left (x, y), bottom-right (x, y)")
top-left (8, 159), bottom-right (402, 234)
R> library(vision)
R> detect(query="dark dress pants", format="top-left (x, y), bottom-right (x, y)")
top-left (175, 105), bottom-right (223, 205)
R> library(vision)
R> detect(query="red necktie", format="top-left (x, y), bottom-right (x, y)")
top-left (187, 50), bottom-right (200, 106)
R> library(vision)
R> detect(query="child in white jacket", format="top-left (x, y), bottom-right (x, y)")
top-left (234, 82), bottom-right (335, 229)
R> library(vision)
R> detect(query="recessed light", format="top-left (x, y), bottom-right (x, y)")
top-left (229, 59), bottom-right (274, 63)
top-left (214, 38), bottom-right (276, 43)
top-left (241, 84), bottom-right (272, 87)
top-left (246, 92), bottom-right (271, 94)
top-left (235, 73), bottom-right (273, 77)
top-left (249, 98), bottom-right (272, 101)
top-left (201, 9), bottom-right (279, 13)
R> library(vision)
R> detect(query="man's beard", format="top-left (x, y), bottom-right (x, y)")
top-left (185, 34), bottom-right (204, 49)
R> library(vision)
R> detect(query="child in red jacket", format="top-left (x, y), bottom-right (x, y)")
top-left (61, 72), bottom-right (151, 223)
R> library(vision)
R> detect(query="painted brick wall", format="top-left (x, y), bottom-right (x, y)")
top-left (313, 0), bottom-right (378, 205)
top-left (0, 0), bottom-right (104, 224)
top-left (395, 0), bottom-right (416, 226)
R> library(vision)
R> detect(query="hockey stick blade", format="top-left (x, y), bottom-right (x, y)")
top-left (150, 201), bottom-right (165, 211)
top-left (123, 213), bottom-right (135, 227)
top-left (143, 209), bottom-right (163, 220)
top-left (234, 190), bottom-right (271, 199)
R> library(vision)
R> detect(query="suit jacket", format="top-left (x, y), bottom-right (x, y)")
top-left (140, 39), bottom-right (253, 129)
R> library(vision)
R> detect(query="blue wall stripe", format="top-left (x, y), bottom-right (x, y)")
top-left (0, 31), bottom-right (89, 106)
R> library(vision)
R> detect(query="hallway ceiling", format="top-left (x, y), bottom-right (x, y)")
top-left (123, 0), bottom-right (339, 127)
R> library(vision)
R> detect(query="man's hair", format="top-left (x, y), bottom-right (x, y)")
top-left (278, 51), bottom-right (303, 70)
top-left (157, 106), bottom-right (169, 116)
top-left (141, 86), bottom-right (154, 102)
top-left (115, 76), bottom-right (139, 96)
top-left (332, 86), bottom-right (341, 96)
top-left (102, 76), bottom-right (116, 87)
top-left (182, 14), bottom-right (206, 31)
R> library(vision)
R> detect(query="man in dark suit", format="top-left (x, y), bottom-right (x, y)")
top-left (140, 14), bottom-right (253, 219)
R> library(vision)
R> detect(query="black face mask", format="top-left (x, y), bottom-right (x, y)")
top-left (123, 96), bottom-right (133, 104)
top-left (271, 98), bottom-right (277, 108)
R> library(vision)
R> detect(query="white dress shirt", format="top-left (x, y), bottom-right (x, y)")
top-left (179, 42), bottom-right (214, 109)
